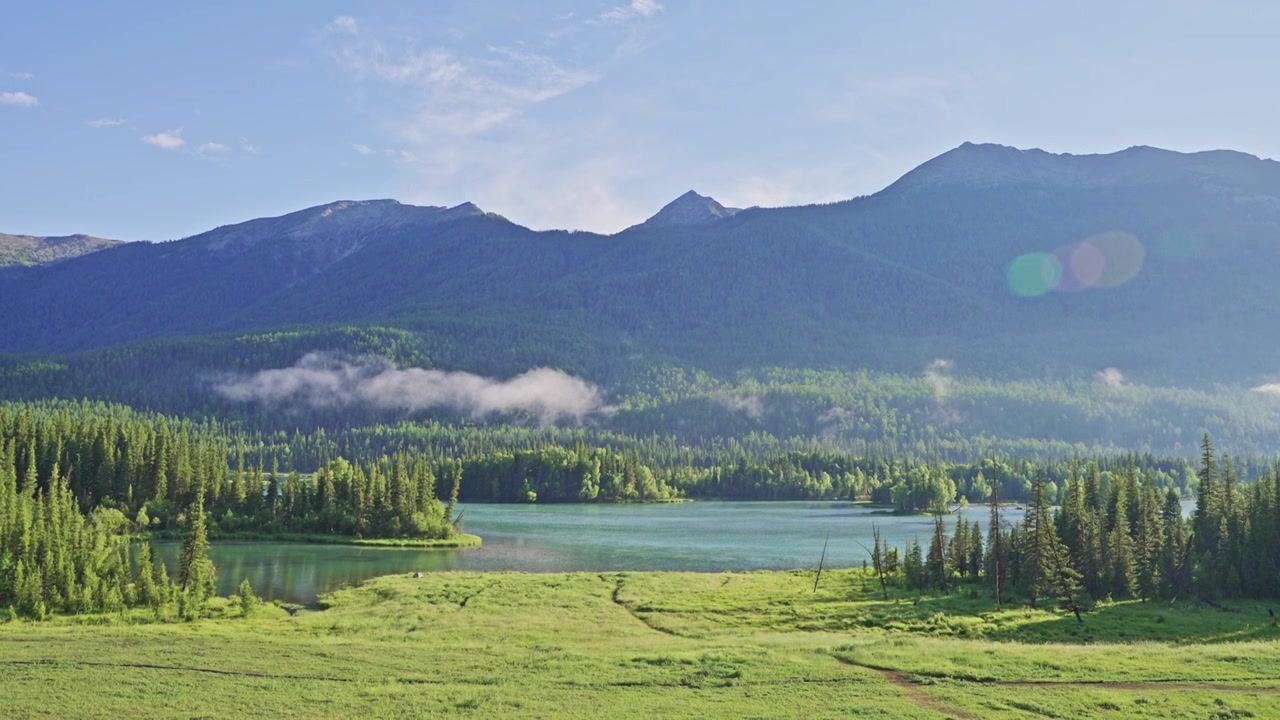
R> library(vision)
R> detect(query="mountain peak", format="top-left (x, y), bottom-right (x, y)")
top-left (630, 190), bottom-right (740, 231)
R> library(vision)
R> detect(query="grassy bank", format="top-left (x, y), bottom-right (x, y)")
top-left (146, 531), bottom-right (483, 548)
top-left (2, 569), bottom-right (1279, 718)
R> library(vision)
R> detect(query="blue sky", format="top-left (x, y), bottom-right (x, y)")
top-left (3, 1), bottom-right (1279, 240)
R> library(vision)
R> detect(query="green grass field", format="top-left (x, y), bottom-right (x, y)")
top-left (3, 569), bottom-right (1279, 718)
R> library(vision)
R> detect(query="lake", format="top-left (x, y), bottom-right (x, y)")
top-left (156, 501), bottom-right (1039, 604)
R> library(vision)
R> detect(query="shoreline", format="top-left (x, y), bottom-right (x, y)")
top-left (144, 531), bottom-right (483, 549)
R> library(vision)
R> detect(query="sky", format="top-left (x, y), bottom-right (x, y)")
top-left (3, 0), bottom-right (1280, 240)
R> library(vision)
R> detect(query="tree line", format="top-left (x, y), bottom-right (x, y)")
top-left (0, 402), bottom-right (462, 541)
top-left (8, 327), bottom-right (1280, 459)
top-left (0, 436), bottom-right (219, 620)
top-left (875, 435), bottom-right (1280, 615)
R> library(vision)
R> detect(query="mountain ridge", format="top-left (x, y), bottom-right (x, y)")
top-left (3, 142), bottom-right (1280, 386)
top-left (884, 141), bottom-right (1280, 194)
top-left (0, 232), bottom-right (125, 267)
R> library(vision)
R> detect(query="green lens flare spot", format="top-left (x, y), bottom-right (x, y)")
top-left (1007, 252), bottom-right (1062, 297)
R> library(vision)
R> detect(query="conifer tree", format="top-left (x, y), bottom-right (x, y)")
top-left (1134, 483), bottom-right (1164, 601)
top-left (926, 513), bottom-right (950, 591)
top-left (904, 538), bottom-right (925, 592)
top-left (967, 521), bottom-right (983, 582)
top-left (1024, 472), bottom-right (1083, 616)
top-left (950, 515), bottom-right (970, 577)
top-left (987, 478), bottom-right (1005, 607)
top-left (178, 479), bottom-right (216, 607)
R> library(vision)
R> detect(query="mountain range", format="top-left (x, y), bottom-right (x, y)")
top-left (3, 142), bottom-right (1280, 387)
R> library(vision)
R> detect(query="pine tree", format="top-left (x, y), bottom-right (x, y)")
top-left (135, 539), bottom-right (159, 608)
top-left (987, 478), bottom-right (1005, 607)
top-left (1106, 520), bottom-right (1137, 599)
top-left (1024, 472), bottom-right (1084, 618)
top-left (870, 525), bottom-right (888, 599)
top-left (1134, 484), bottom-right (1164, 601)
top-left (1193, 433), bottom-right (1218, 564)
top-left (926, 513), bottom-right (950, 592)
top-left (967, 521), bottom-right (983, 582)
top-left (178, 479), bottom-right (216, 608)
top-left (950, 515), bottom-right (970, 577)
top-left (904, 538), bottom-right (925, 592)
top-left (1104, 474), bottom-right (1137, 599)
top-left (447, 462), bottom-right (462, 524)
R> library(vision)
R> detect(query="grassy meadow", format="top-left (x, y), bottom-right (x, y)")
top-left (3, 569), bottom-right (1279, 718)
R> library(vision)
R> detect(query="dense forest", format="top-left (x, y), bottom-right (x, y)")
top-left (0, 400), bottom-right (1215, 509)
top-left (2, 398), bottom-right (1280, 620)
top-left (6, 329), bottom-right (1280, 462)
top-left (0, 402), bottom-right (463, 540)
top-left (885, 436), bottom-right (1280, 609)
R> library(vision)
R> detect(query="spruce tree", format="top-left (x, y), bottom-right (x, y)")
top-left (967, 521), bottom-right (983, 582)
top-left (1134, 485), bottom-right (1164, 601)
top-left (987, 479), bottom-right (1004, 607)
top-left (926, 513), bottom-right (950, 591)
top-left (178, 479), bottom-right (216, 607)
top-left (1024, 472), bottom-right (1083, 616)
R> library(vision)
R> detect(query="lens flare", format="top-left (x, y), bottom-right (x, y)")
top-left (1007, 252), bottom-right (1062, 297)
top-left (1084, 230), bottom-right (1144, 287)
top-left (1069, 241), bottom-right (1106, 288)
top-left (1007, 231), bottom-right (1144, 297)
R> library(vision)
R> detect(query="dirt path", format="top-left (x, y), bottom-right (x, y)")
top-left (1005, 678), bottom-right (1280, 694)
top-left (832, 655), bottom-right (976, 719)
top-left (832, 653), bottom-right (1280, 718)
top-left (601, 574), bottom-right (684, 637)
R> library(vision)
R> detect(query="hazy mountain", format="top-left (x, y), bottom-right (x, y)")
top-left (2, 143), bottom-right (1280, 387)
top-left (0, 233), bottom-right (124, 267)
top-left (629, 190), bottom-right (740, 230)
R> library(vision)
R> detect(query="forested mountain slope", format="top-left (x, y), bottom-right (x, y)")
top-left (3, 143), bottom-right (1280, 398)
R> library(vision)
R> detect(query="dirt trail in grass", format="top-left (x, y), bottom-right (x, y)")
top-left (1004, 678), bottom-right (1280, 694)
top-left (832, 652), bottom-right (1280, 713)
top-left (602, 575), bottom-right (684, 637)
top-left (832, 656), bottom-right (976, 719)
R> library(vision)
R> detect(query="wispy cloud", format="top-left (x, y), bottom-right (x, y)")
top-left (1, 70), bottom-right (33, 80)
top-left (197, 142), bottom-right (230, 156)
top-left (597, 0), bottom-right (663, 24)
top-left (141, 129), bottom-right (186, 149)
top-left (240, 139), bottom-right (260, 154)
top-left (321, 12), bottom-right (663, 231)
top-left (87, 117), bottom-right (127, 128)
top-left (353, 143), bottom-right (373, 155)
top-left (0, 91), bottom-right (39, 107)
top-left (323, 16), bottom-right (597, 138)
